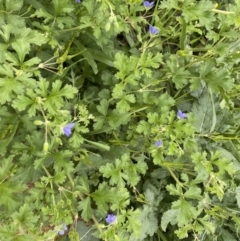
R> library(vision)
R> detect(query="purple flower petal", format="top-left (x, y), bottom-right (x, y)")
top-left (57, 223), bottom-right (68, 235)
top-left (63, 224), bottom-right (68, 231)
top-left (58, 230), bottom-right (65, 235)
top-left (143, 1), bottom-right (154, 7)
top-left (177, 110), bottom-right (187, 119)
top-left (106, 214), bottom-right (116, 224)
top-left (76, 0), bottom-right (81, 3)
top-left (63, 123), bottom-right (75, 137)
top-left (149, 25), bottom-right (159, 35)
top-left (155, 140), bottom-right (163, 147)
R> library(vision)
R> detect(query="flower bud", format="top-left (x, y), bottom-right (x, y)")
top-left (56, 138), bottom-right (63, 145)
top-left (98, 224), bottom-right (105, 228)
top-left (43, 142), bottom-right (49, 153)
top-left (34, 120), bottom-right (43, 125)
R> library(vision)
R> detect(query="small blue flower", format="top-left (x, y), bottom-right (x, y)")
top-left (149, 25), bottom-right (159, 35)
top-left (63, 123), bottom-right (75, 137)
top-left (58, 224), bottom-right (68, 235)
top-left (63, 224), bottom-right (68, 231)
top-left (76, 0), bottom-right (81, 3)
top-left (106, 214), bottom-right (116, 224)
top-left (143, 1), bottom-right (154, 7)
top-left (58, 230), bottom-right (65, 235)
top-left (177, 110), bottom-right (187, 119)
top-left (155, 140), bottom-right (163, 147)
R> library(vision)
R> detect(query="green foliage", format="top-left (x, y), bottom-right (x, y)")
top-left (1, 0), bottom-right (240, 240)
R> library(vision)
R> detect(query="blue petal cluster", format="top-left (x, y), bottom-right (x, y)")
top-left (63, 123), bottom-right (75, 137)
top-left (177, 110), bottom-right (187, 119)
top-left (58, 224), bottom-right (68, 235)
top-left (106, 214), bottom-right (116, 224)
top-left (76, 0), bottom-right (81, 3)
top-left (149, 25), bottom-right (159, 35)
top-left (155, 140), bottom-right (163, 147)
top-left (143, 1), bottom-right (154, 7)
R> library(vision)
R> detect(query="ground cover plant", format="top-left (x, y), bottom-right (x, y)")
top-left (1, 0), bottom-right (240, 240)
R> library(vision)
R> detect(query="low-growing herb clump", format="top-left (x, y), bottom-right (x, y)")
top-left (1, 0), bottom-right (240, 240)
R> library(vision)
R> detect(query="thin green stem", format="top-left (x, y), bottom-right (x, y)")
top-left (42, 165), bottom-right (51, 177)
top-left (92, 215), bottom-right (103, 234)
top-left (37, 100), bottom-right (48, 144)
top-left (67, 173), bottom-right (75, 188)
top-left (165, 165), bottom-right (184, 187)
top-left (42, 165), bottom-right (56, 206)
top-left (211, 9), bottom-right (234, 14)
top-left (59, 26), bottom-right (84, 32)
top-left (158, 229), bottom-right (168, 241)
